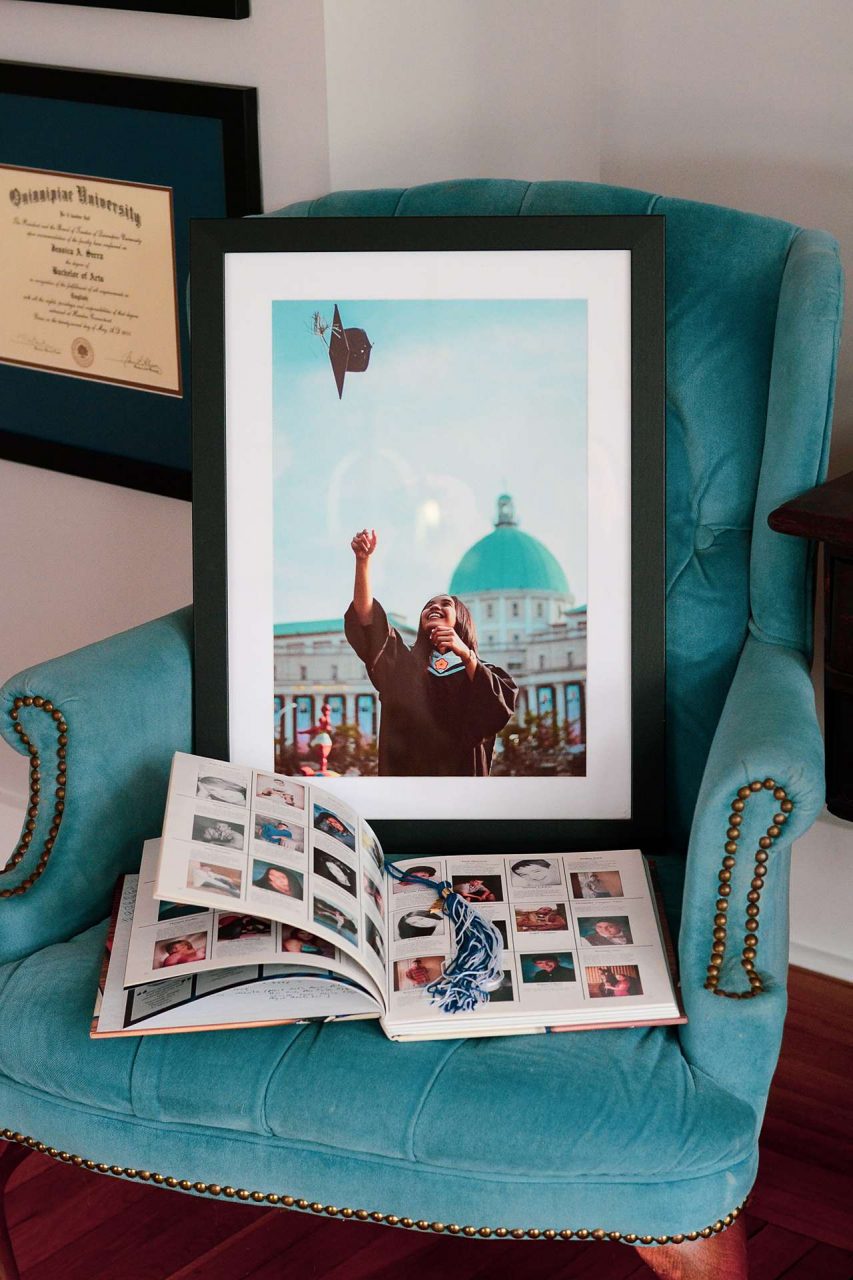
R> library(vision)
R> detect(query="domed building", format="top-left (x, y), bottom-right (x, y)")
top-left (271, 493), bottom-right (586, 770)
top-left (450, 495), bottom-right (586, 741)
top-left (451, 493), bottom-right (573, 643)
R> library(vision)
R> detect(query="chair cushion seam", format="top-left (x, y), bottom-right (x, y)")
top-left (259, 1023), bottom-right (317, 1137)
top-left (0, 955), bottom-right (28, 996)
top-left (0, 1074), bottom-right (755, 1185)
top-left (517, 181), bottom-right (537, 215)
top-left (666, 549), bottom-right (695, 599)
top-left (406, 1040), bottom-right (466, 1161)
top-left (127, 1038), bottom-right (145, 1118)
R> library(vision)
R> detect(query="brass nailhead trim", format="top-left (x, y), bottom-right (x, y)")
top-left (704, 779), bottom-right (793, 999)
top-left (0, 698), bottom-right (68, 898)
top-left (0, 1126), bottom-right (744, 1244)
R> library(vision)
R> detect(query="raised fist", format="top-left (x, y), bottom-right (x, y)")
top-left (351, 529), bottom-right (377, 560)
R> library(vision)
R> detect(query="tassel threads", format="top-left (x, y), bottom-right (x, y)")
top-left (426, 889), bottom-right (504, 1013)
top-left (385, 864), bottom-right (504, 1014)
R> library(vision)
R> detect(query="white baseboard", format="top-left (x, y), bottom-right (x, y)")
top-left (789, 942), bottom-right (853, 984)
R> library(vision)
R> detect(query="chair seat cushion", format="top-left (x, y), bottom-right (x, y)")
top-left (0, 922), bottom-right (756, 1191)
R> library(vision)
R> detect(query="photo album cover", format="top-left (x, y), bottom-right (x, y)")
top-left (92, 753), bottom-right (684, 1040)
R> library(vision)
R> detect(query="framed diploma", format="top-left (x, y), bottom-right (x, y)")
top-left (1, 167), bottom-right (182, 397)
top-left (0, 61), bottom-right (261, 497)
top-left (190, 215), bottom-right (665, 855)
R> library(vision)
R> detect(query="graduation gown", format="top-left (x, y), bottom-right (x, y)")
top-left (344, 600), bottom-right (518, 777)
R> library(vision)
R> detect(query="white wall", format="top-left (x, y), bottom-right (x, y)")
top-left (0, 0), bottom-right (850, 975)
top-left (323, 0), bottom-right (600, 191)
top-left (0, 0), bottom-right (330, 211)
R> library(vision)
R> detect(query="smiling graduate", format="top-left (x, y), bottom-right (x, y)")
top-left (344, 529), bottom-right (518, 776)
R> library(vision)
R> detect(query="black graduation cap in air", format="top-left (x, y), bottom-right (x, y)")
top-left (328, 304), bottom-right (372, 398)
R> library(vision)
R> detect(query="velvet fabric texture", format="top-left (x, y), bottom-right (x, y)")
top-left (0, 919), bottom-right (757, 1235)
top-left (0, 609), bottom-right (193, 965)
top-left (0, 179), bottom-right (842, 1238)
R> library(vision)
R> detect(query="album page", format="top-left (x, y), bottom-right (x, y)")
top-left (156, 754), bottom-right (387, 992)
top-left (93, 876), bottom-right (383, 1038)
top-left (124, 839), bottom-right (382, 1003)
top-left (382, 849), bottom-right (683, 1039)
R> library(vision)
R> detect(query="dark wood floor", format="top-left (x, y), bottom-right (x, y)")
top-left (4, 967), bottom-right (851, 1279)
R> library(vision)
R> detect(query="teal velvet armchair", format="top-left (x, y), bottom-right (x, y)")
top-left (0, 181), bottom-right (842, 1280)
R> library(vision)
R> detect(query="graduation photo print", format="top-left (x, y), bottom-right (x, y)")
top-left (270, 295), bottom-right (588, 789)
top-left (199, 218), bottom-right (661, 830)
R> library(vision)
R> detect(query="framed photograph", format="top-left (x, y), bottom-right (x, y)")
top-left (0, 61), bottom-right (261, 497)
top-left (15, 2), bottom-right (250, 17)
top-left (191, 215), bottom-right (664, 854)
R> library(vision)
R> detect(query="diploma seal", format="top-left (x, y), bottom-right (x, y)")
top-left (71, 336), bottom-right (94, 368)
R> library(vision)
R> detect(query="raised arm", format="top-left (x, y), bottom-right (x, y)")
top-left (350, 528), bottom-right (377, 625)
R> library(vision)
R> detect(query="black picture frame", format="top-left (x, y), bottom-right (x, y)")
top-left (14, 2), bottom-right (250, 16)
top-left (0, 60), bottom-right (261, 498)
top-left (191, 215), bottom-right (665, 856)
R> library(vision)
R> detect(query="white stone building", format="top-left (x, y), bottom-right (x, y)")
top-left (273, 494), bottom-right (586, 758)
top-left (448, 495), bottom-right (586, 743)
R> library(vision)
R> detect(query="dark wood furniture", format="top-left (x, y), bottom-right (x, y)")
top-left (769, 470), bottom-right (853, 821)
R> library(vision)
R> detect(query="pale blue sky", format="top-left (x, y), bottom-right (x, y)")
top-left (272, 297), bottom-right (587, 628)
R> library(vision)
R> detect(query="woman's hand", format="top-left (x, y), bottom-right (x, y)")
top-left (351, 529), bottom-right (377, 560)
top-left (429, 626), bottom-right (478, 680)
top-left (429, 626), bottom-right (471, 661)
top-left (351, 530), bottom-right (376, 626)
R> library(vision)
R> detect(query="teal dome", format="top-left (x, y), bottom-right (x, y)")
top-left (449, 495), bottom-right (569, 596)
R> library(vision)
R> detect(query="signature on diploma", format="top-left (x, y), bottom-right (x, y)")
top-left (13, 334), bottom-right (61, 355)
top-left (112, 351), bottom-right (163, 376)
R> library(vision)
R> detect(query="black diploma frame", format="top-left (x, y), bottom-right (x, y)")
top-left (0, 60), bottom-right (261, 497)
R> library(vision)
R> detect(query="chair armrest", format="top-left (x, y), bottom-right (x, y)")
top-left (677, 632), bottom-right (824, 1111)
top-left (750, 228), bottom-right (843, 652)
top-left (0, 608), bottom-right (192, 964)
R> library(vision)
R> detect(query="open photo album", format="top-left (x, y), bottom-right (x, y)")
top-left (92, 753), bottom-right (684, 1039)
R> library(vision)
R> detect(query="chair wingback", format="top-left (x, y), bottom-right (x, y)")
top-left (270, 179), bottom-right (842, 849)
top-left (0, 609), bottom-right (193, 964)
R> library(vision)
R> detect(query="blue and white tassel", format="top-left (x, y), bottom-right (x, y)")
top-left (385, 863), bottom-right (504, 1014)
